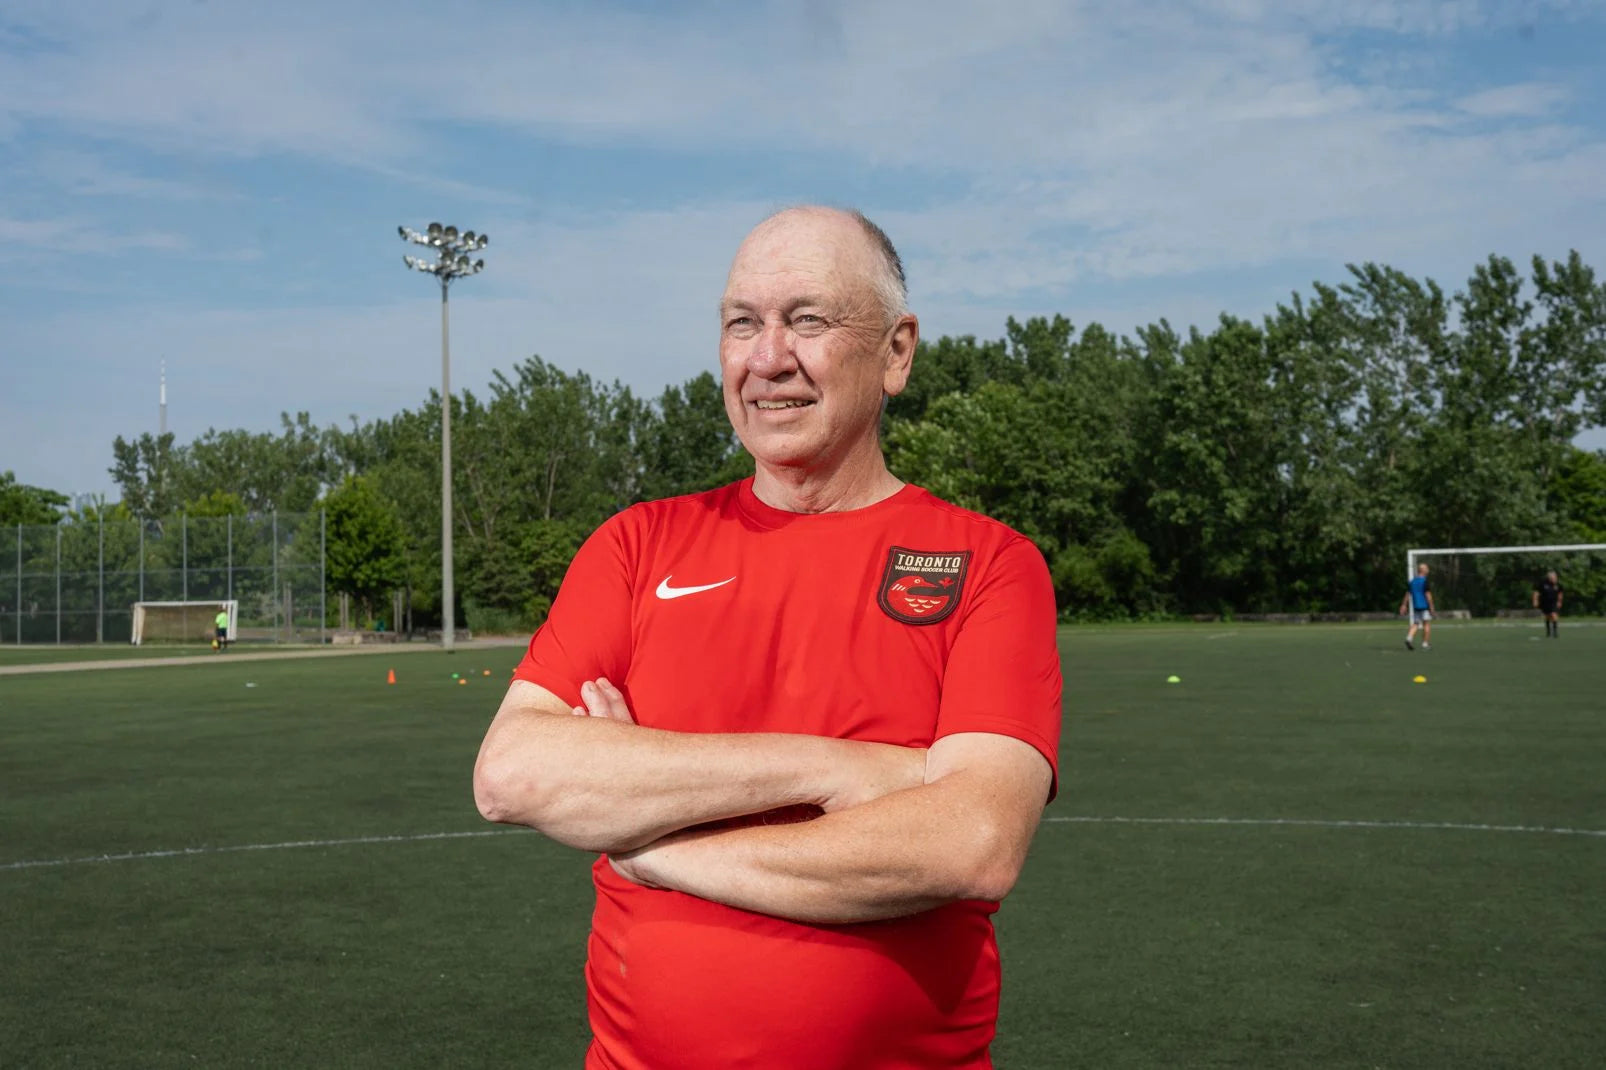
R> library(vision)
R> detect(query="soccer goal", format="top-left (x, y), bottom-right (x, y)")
top-left (1405, 544), bottom-right (1606, 618)
top-left (130, 601), bottom-right (239, 646)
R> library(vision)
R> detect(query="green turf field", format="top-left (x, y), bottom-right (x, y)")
top-left (0, 643), bottom-right (226, 665)
top-left (2, 625), bottom-right (1602, 1067)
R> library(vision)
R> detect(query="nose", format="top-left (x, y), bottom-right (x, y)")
top-left (747, 318), bottom-right (798, 379)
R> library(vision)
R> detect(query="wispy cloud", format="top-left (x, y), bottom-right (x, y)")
top-left (2, 0), bottom-right (1604, 495)
top-left (366, 163), bottom-right (531, 208)
top-left (21, 148), bottom-right (242, 201)
top-left (0, 215), bottom-right (188, 254)
top-left (8, 1), bottom-right (1599, 280)
top-left (1456, 82), bottom-right (1571, 118)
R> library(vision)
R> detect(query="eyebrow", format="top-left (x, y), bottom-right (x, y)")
top-left (719, 295), bottom-right (831, 316)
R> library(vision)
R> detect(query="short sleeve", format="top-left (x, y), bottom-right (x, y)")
top-left (934, 536), bottom-right (1063, 798)
top-left (512, 512), bottom-right (637, 708)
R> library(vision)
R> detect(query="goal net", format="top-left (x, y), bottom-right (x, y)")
top-left (130, 600), bottom-right (239, 646)
top-left (1405, 544), bottom-right (1606, 619)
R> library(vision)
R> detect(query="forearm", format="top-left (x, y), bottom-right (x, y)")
top-left (474, 705), bottom-right (919, 853)
top-left (617, 768), bottom-right (1041, 925)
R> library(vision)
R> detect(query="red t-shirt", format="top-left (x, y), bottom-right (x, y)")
top-left (514, 479), bottom-right (1063, 1070)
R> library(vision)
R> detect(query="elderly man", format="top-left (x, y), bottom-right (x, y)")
top-left (1533, 570), bottom-right (1563, 638)
top-left (1400, 561), bottom-right (1435, 651)
top-left (474, 206), bottom-right (1062, 1069)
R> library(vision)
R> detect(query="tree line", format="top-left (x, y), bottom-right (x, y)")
top-left (6, 250), bottom-right (1604, 630)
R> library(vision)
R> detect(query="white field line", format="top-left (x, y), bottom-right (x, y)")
top-left (0, 828), bottom-right (524, 872)
top-left (1043, 815), bottom-right (1606, 837)
top-left (6, 815), bottom-right (1603, 874)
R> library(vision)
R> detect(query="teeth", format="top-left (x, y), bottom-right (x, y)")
top-left (755, 400), bottom-right (813, 410)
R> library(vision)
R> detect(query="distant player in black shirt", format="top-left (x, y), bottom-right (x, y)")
top-left (1533, 571), bottom-right (1563, 638)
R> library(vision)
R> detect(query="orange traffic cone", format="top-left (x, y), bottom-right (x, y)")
top-left (386, 669), bottom-right (396, 685)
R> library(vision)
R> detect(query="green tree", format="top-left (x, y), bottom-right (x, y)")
top-left (638, 371), bottom-right (751, 500)
top-left (323, 476), bottom-right (407, 623)
top-left (889, 317), bottom-right (1151, 616)
top-left (182, 413), bottom-right (331, 512)
top-left (86, 250), bottom-right (1606, 623)
top-left (1546, 448), bottom-right (1606, 615)
top-left (0, 471), bottom-right (69, 526)
top-left (109, 432), bottom-right (180, 517)
top-left (1142, 317), bottom-right (1288, 612)
top-left (1549, 448), bottom-right (1606, 537)
top-left (887, 333), bottom-right (1019, 422)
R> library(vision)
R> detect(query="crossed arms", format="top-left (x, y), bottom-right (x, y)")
top-left (473, 678), bottom-right (1053, 924)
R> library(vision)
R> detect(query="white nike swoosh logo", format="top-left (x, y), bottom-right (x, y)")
top-left (655, 575), bottom-right (736, 600)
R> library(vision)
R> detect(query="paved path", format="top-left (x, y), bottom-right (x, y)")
top-left (0, 637), bottom-right (527, 677)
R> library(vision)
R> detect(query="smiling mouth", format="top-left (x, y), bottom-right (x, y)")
top-left (752, 399), bottom-right (815, 410)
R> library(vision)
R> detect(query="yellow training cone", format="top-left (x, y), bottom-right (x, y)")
top-left (1412, 675), bottom-right (1427, 684)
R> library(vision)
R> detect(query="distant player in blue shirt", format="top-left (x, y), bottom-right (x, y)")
top-left (1399, 563), bottom-right (1435, 651)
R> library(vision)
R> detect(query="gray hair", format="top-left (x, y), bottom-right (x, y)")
top-left (846, 209), bottom-right (910, 325)
top-left (751, 205), bottom-right (909, 325)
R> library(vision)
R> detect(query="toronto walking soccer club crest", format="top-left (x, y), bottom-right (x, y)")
top-left (877, 546), bottom-right (972, 625)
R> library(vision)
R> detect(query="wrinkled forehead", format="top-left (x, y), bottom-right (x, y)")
top-left (722, 211), bottom-right (877, 307)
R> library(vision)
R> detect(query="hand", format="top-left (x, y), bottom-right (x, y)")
top-left (574, 678), bottom-right (635, 723)
top-left (819, 740), bottom-right (927, 813)
top-left (608, 833), bottom-right (683, 888)
top-left (608, 845), bottom-right (651, 886)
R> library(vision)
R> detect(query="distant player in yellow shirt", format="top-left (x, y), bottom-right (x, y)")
top-left (213, 609), bottom-right (230, 652)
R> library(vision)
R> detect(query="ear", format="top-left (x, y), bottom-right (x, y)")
top-left (881, 314), bottom-right (919, 397)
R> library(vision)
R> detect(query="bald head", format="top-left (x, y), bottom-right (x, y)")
top-left (717, 205), bottom-right (920, 499)
top-left (730, 206), bottom-right (908, 325)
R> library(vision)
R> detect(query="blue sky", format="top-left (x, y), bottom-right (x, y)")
top-left (3, 0), bottom-right (1604, 499)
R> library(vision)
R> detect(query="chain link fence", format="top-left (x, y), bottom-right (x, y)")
top-left (1, 512), bottom-right (325, 645)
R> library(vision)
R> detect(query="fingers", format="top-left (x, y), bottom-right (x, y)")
top-left (579, 678), bottom-right (636, 722)
top-left (608, 852), bottom-right (655, 887)
top-left (607, 839), bottom-right (668, 889)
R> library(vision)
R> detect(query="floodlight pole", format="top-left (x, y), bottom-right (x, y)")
top-left (440, 278), bottom-right (453, 652)
top-left (399, 223), bottom-right (488, 652)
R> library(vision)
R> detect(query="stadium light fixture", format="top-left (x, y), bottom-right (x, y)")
top-left (399, 220), bottom-right (491, 652)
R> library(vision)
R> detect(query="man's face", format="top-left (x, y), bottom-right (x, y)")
top-left (718, 211), bottom-right (915, 476)
top-left (1419, 564), bottom-right (1429, 576)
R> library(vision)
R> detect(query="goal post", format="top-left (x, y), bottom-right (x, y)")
top-left (1405, 544), bottom-right (1606, 618)
top-left (130, 600), bottom-right (239, 646)
top-left (1406, 544), bottom-right (1606, 581)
